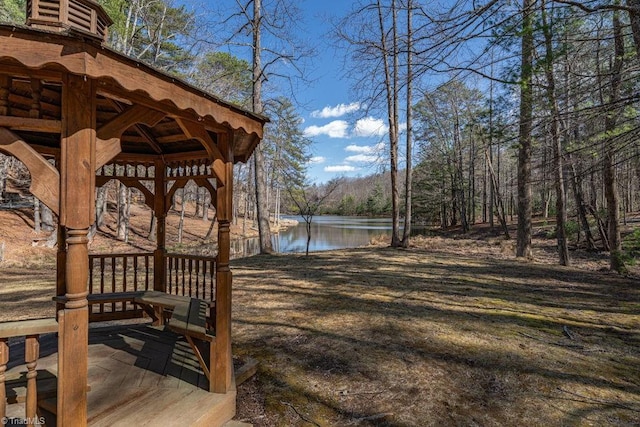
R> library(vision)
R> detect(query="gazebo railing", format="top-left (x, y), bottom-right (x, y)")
top-left (87, 253), bottom-right (216, 321)
top-left (165, 253), bottom-right (216, 301)
top-left (0, 318), bottom-right (58, 423)
top-left (88, 253), bottom-right (153, 321)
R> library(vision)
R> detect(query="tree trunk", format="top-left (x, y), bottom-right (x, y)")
top-left (454, 114), bottom-right (468, 233)
top-left (148, 213), bottom-right (157, 241)
top-left (488, 68), bottom-right (495, 229)
top-left (178, 189), bottom-right (186, 244)
top-left (604, 10), bottom-right (626, 273)
top-left (376, 0), bottom-right (400, 246)
top-left (117, 180), bottom-right (129, 242)
top-left (516, 0), bottom-right (534, 259)
top-left (252, 0), bottom-right (274, 254)
top-left (568, 157), bottom-right (596, 250)
top-left (541, 0), bottom-right (569, 265)
top-left (34, 197), bottom-right (41, 233)
top-left (485, 147), bottom-right (510, 239)
top-left (205, 213), bottom-right (217, 240)
top-left (305, 217), bottom-right (312, 256)
top-left (95, 186), bottom-right (107, 229)
top-left (401, 0), bottom-right (414, 247)
top-left (41, 204), bottom-right (54, 232)
top-left (626, 0), bottom-right (640, 58)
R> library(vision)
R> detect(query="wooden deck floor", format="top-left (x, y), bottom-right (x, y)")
top-left (5, 322), bottom-right (235, 426)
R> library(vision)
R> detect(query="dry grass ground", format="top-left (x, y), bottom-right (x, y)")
top-left (230, 246), bottom-right (640, 427)
top-left (0, 208), bottom-right (639, 426)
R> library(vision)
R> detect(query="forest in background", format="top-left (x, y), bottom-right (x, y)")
top-left (0, 0), bottom-right (639, 271)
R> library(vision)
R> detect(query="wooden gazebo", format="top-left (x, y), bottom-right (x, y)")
top-left (0, 1), bottom-right (266, 425)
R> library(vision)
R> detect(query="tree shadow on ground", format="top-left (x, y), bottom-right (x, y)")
top-left (231, 248), bottom-right (640, 426)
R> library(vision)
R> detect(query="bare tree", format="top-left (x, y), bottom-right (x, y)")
top-left (540, 0), bottom-right (569, 265)
top-left (285, 179), bottom-right (341, 256)
top-left (604, 8), bottom-right (626, 272)
top-left (401, 0), bottom-right (414, 247)
top-left (516, 0), bottom-right (535, 259)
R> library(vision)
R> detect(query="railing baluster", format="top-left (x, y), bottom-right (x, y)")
top-left (25, 335), bottom-right (39, 421)
top-left (166, 256), bottom-right (171, 294)
top-left (100, 257), bottom-right (105, 314)
top-left (202, 261), bottom-right (207, 301)
top-left (145, 255), bottom-right (150, 291)
top-left (111, 256), bottom-right (116, 313)
top-left (181, 258), bottom-right (186, 296)
top-left (89, 256), bottom-right (94, 294)
top-left (89, 253), bottom-right (215, 308)
top-left (188, 259), bottom-right (193, 297)
top-left (195, 259), bottom-right (200, 299)
top-left (122, 256), bottom-right (128, 293)
top-left (133, 255), bottom-right (139, 292)
top-left (174, 257), bottom-right (179, 295)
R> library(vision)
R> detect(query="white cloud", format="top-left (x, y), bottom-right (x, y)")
top-left (345, 154), bottom-right (379, 163)
top-left (345, 144), bottom-right (371, 153)
top-left (353, 117), bottom-right (388, 137)
top-left (324, 165), bottom-right (357, 172)
top-left (311, 102), bottom-right (361, 119)
top-left (303, 120), bottom-right (349, 138)
top-left (345, 142), bottom-right (385, 154)
top-left (308, 156), bottom-right (326, 164)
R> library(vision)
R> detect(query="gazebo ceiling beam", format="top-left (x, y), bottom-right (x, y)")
top-left (96, 104), bottom-right (166, 169)
top-left (108, 99), bottom-right (164, 155)
top-left (0, 116), bottom-right (61, 133)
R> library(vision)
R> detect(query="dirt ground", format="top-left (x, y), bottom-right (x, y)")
top-left (0, 208), bottom-right (639, 426)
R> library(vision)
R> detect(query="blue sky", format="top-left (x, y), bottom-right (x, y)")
top-left (296, 2), bottom-right (391, 183)
top-left (202, 1), bottom-right (404, 183)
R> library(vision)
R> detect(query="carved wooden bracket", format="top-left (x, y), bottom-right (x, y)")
top-left (0, 127), bottom-right (60, 215)
top-left (193, 177), bottom-right (217, 210)
top-left (96, 105), bottom-right (165, 169)
top-left (174, 118), bottom-right (226, 184)
top-left (95, 176), bottom-right (155, 210)
top-left (165, 177), bottom-right (190, 214)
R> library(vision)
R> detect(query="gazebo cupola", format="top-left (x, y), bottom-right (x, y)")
top-left (26, 0), bottom-right (112, 42)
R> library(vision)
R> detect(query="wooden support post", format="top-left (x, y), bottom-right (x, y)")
top-left (213, 131), bottom-right (234, 393)
top-left (0, 338), bottom-right (7, 421)
top-left (25, 335), bottom-right (39, 422)
top-left (152, 159), bottom-right (167, 325)
top-left (57, 73), bottom-right (95, 427)
top-left (154, 159), bottom-right (166, 296)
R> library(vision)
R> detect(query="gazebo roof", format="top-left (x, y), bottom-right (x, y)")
top-left (0, 23), bottom-right (267, 164)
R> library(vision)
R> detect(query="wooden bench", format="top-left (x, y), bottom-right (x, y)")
top-left (167, 298), bottom-right (216, 390)
top-left (54, 291), bottom-right (214, 327)
top-left (57, 291), bottom-right (217, 390)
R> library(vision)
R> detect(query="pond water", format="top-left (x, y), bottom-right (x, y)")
top-left (231, 215), bottom-right (423, 258)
